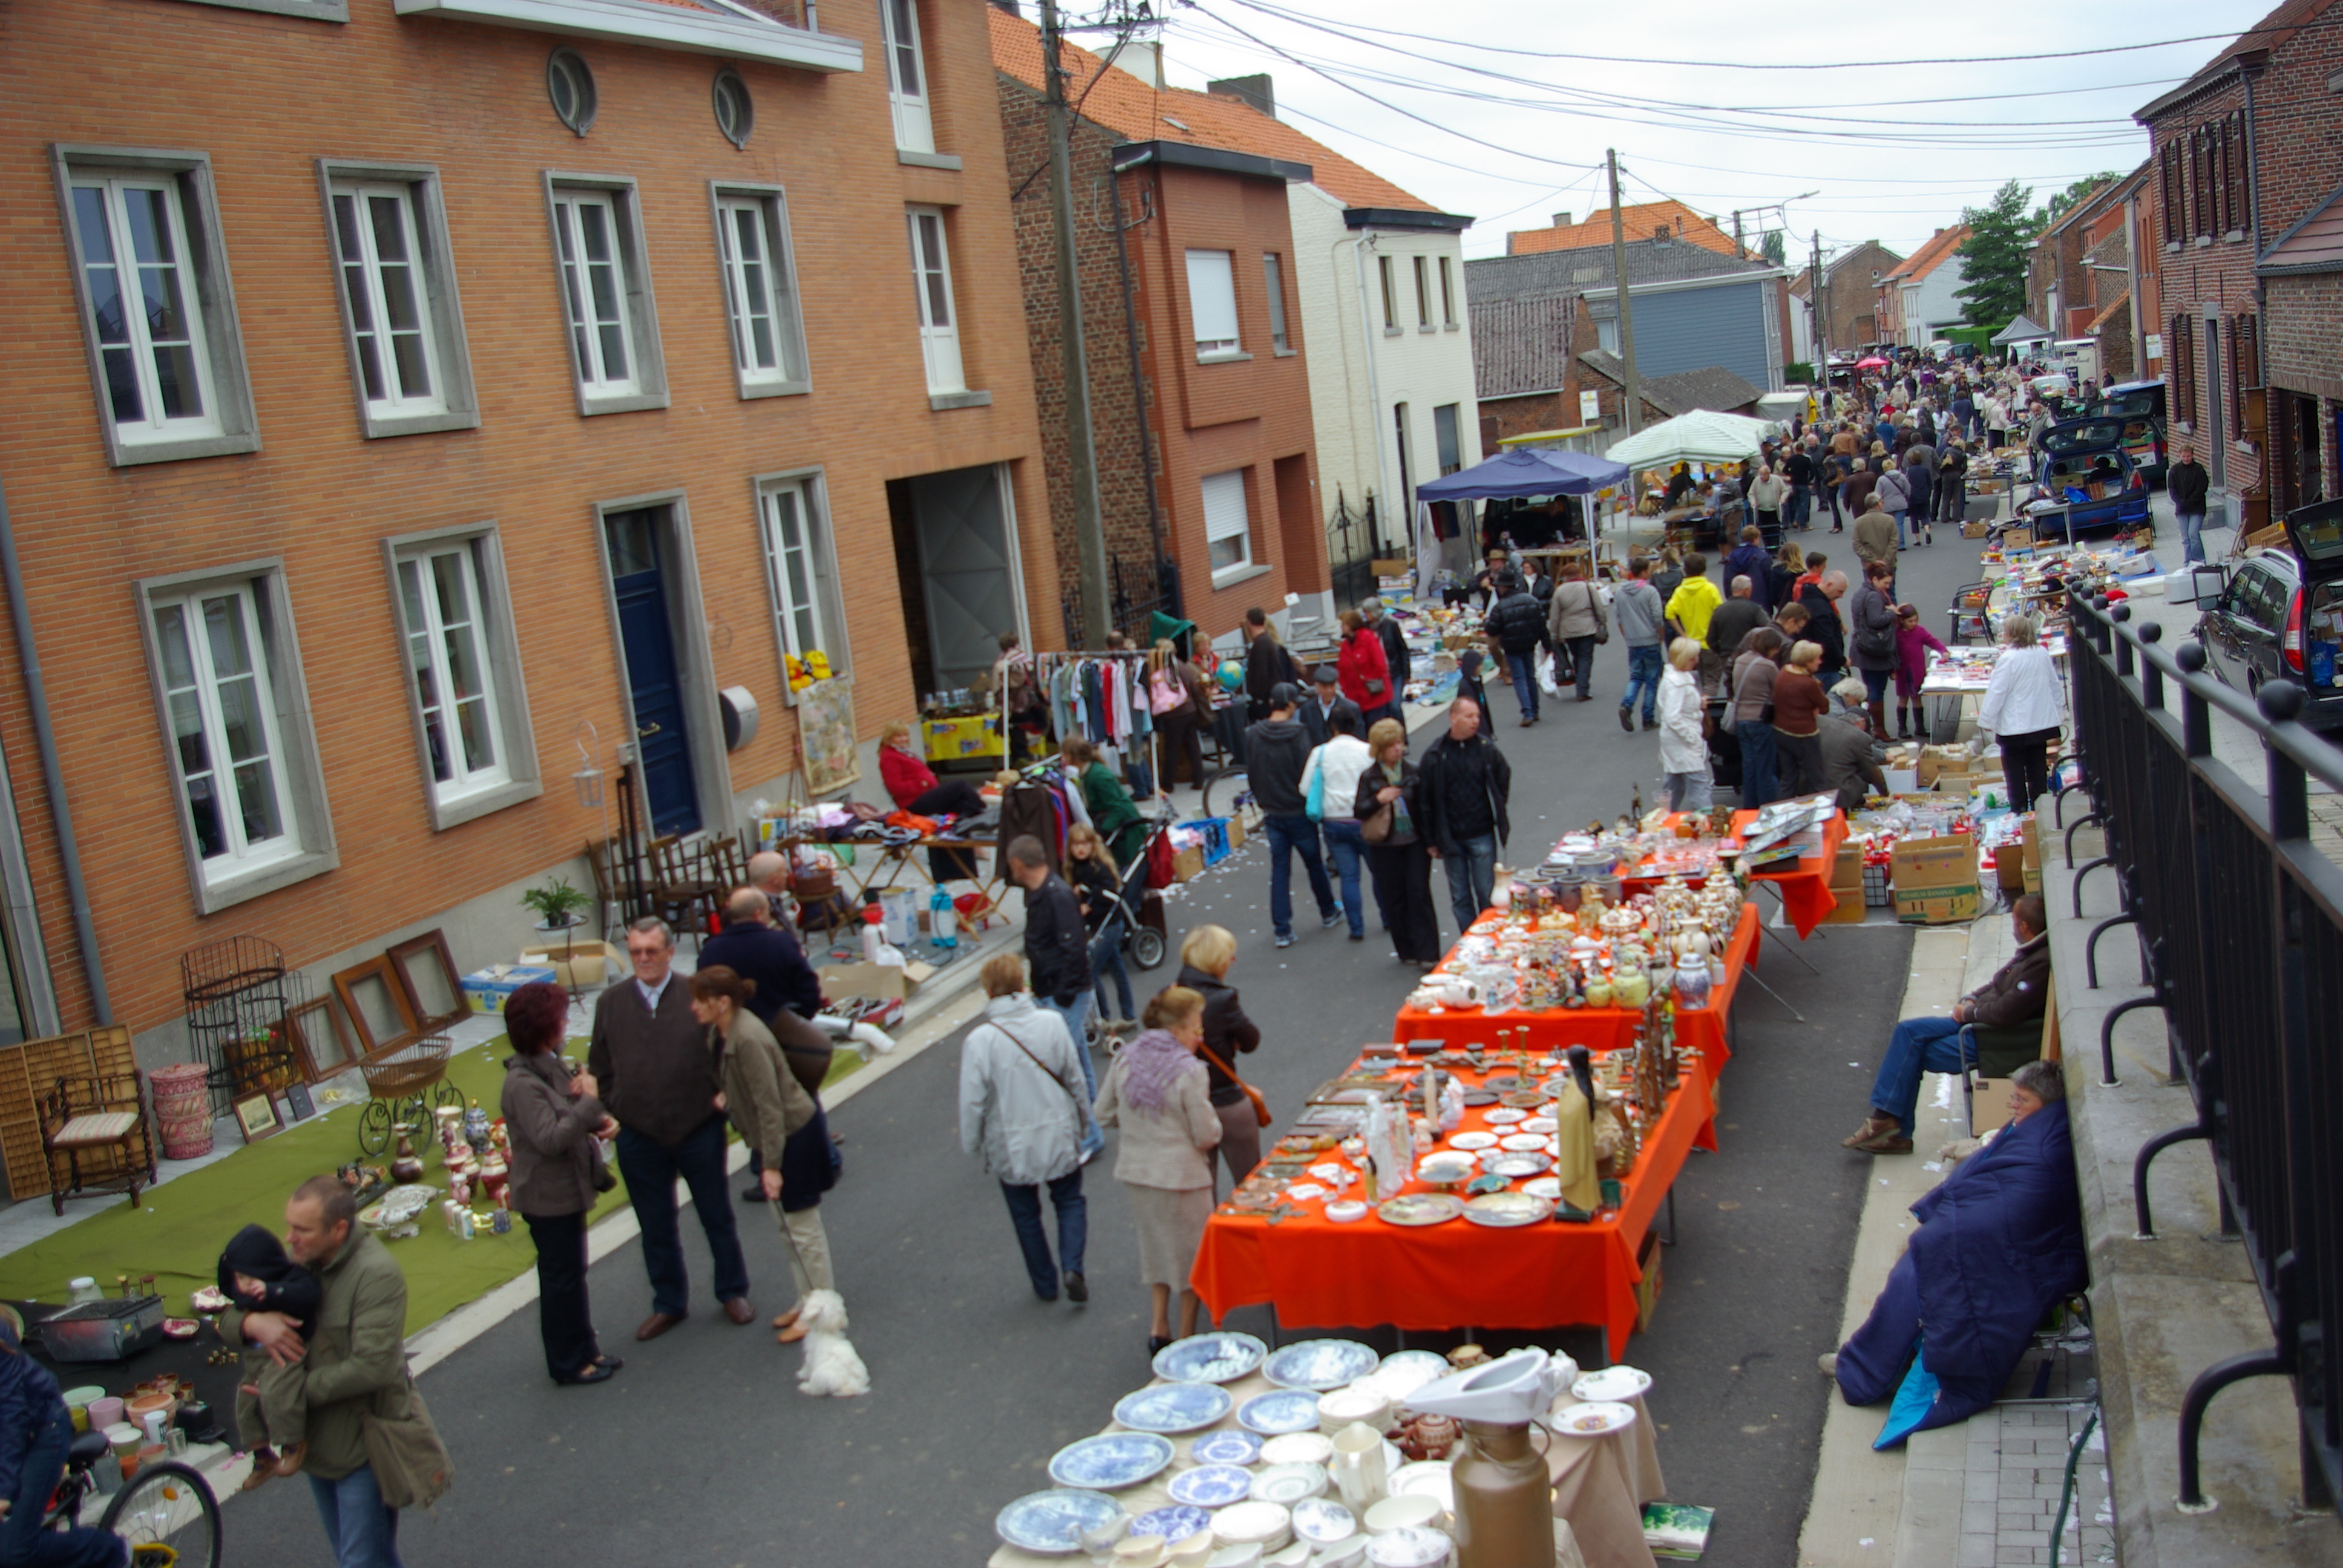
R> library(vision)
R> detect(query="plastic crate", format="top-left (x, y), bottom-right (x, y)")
top-left (1862, 863), bottom-right (1893, 907)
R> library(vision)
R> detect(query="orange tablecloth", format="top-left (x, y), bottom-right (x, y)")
top-left (1390, 903), bottom-right (1758, 1094)
top-left (1733, 807), bottom-right (1847, 937)
top-left (1190, 1056), bottom-right (1716, 1361)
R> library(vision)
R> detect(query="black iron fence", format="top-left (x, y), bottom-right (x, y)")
top-left (1328, 491), bottom-right (1383, 613)
top-left (2063, 592), bottom-right (2341, 1517)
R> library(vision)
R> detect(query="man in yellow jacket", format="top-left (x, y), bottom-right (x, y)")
top-left (1663, 553), bottom-right (1726, 693)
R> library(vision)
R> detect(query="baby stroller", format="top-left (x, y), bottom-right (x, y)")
top-left (1084, 819), bottom-right (1172, 1051)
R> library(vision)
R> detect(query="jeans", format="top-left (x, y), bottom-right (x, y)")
top-left (1663, 768), bottom-right (1714, 812)
top-left (1737, 718), bottom-right (1778, 808)
top-left (1440, 831), bottom-right (1499, 933)
top-left (615, 1117), bottom-right (749, 1319)
top-left (1504, 650), bottom-right (1539, 719)
top-left (1785, 483), bottom-right (1810, 529)
top-left (1321, 818), bottom-right (1368, 936)
top-left (3, 1408), bottom-right (123, 1568)
top-left (1001, 1171), bottom-right (1087, 1299)
top-left (1560, 635), bottom-right (1596, 699)
top-left (1891, 508), bottom-right (1909, 549)
top-left (1867, 1015), bottom-right (1971, 1136)
top-left (1090, 918), bottom-right (1135, 1022)
top-left (1620, 644), bottom-right (1662, 724)
top-left (309, 1463), bottom-right (404, 1568)
top-left (1040, 993), bottom-right (1104, 1159)
top-left (1263, 812), bottom-right (1337, 939)
top-left (523, 1209), bottom-right (600, 1381)
top-left (1861, 666), bottom-right (1893, 705)
top-left (2178, 510), bottom-right (2206, 565)
top-left (1907, 473), bottom-right (1933, 524)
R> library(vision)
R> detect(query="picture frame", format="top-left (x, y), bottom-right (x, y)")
top-left (331, 955), bottom-right (423, 1062)
top-left (233, 1091), bottom-right (281, 1145)
top-left (387, 930), bottom-right (469, 1033)
top-left (285, 995), bottom-right (359, 1083)
top-left (284, 1082), bottom-right (316, 1123)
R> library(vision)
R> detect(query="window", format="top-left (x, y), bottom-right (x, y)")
top-left (2230, 315), bottom-right (2259, 440)
top-left (1414, 255), bottom-right (1431, 328)
top-left (906, 204), bottom-right (964, 394)
top-left (1202, 469), bottom-right (1253, 580)
top-left (139, 565), bottom-right (335, 910)
top-left (1378, 254), bottom-right (1397, 330)
top-left (713, 187), bottom-right (809, 397)
top-left (2160, 142), bottom-right (2181, 244)
top-left (1434, 403), bottom-right (1463, 477)
top-left (1262, 253), bottom-right (1289, 352)
top-left (1439, 256), bottom-right (1457, 327)
top-left (320, 164), bottom-right (479, 438)
top-left (879, 0), bottom-right (934, 155)
top-left (545, 176), bottom-right (667, 414)
top-left (757, 474), bottom-right (850, 694)
top-left (547, 49), bottom-right (597, 136)
top-left (383, 529), bottom-right (539, 829)
top-left (57, 147), bottom-right (258, 466)
top-left (713, 70), bottom-right (753, 148)
top-left (2172, 313), bottom-right (2197, 425)
top-left (1186, 249), bottom-right (1240, 359)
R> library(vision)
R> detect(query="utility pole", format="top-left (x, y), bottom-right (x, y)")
top-left (1810, 230), bottom-right (1826, 387)
top-left (1040, 0), bottom-right (1110, 648)
top-left (1607, 149), bottom-right (1642, 439)
top-left (1731, 209), bottom-right (1745, 259)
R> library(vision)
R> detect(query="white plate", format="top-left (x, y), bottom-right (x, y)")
top-left (1486, 1154), bottom-right (1548, 1178)
top-left (1290, 1497), bottom-right (1356, 1544)
top-left (1250, 1462), bottom-right (1327, 1504)
top-left (1556, 1400), bottom-right (1638, 1437)
top-left (1521, 1176), bottom-right (1563, 1201)
top-left (1520, 1116), bottom-right (1558, 1133)
top-left (1498, 1133), bottom-right (1547, 1153)
top-left (1212, 1501), bottom-right (1293, 1549)
top-left (1325, 1200), bottom-right (1369, 1224)
top-left (1446, 1132), bottom-right (1498, 1151)
top-left (1387, 1460), bottom-right (1454, 1512)
top-left (1570, 1365), bottom-right (1653, 1403)
top-left (1284, 1183), bottom-right (1329, 1202)
top-left (1307, 1163), bottom-right (1348, 1182)
top-left (1480, 1108), bottom-right (1529, 1125)
top-left (1260, 1432), bottom-right (1334, 1466)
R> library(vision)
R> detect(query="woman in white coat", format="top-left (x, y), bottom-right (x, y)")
top-left (960, 952), bottom-right (1093, 1304)
top-left (1657, 638), bottom-right (1714, 811)
top-left (1979, 613), bottom-right (2066, 810)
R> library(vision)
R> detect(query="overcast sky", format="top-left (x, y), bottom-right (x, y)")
top-left (1133, 0), bottom-right (2266, 269)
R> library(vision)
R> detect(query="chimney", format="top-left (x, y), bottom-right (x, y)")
top-left (1208, 73), bottom-right (1275, 117)
top-left (1552, 211), bottom-right (1573, 228)
top-left (1651, 223), bottom-right (1670, 244)
top-left (1110, 38), bottom-right (1164, 88)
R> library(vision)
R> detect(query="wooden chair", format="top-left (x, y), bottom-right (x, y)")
top-left (649, 834), bottom-right (723, 936)
top-left (40, 1072), bottom-right (154, 1215)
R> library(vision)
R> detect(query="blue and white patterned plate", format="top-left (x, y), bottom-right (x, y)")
top-left (1047, 1431), bottom-right (1177, 1491)
top-left (994, 1488), bottom-right (1124, 1554)
top-left (1237, 1388), bottom-right (1325, 1435)
top-left (1190, 1428), bottom-right (1265, 1466)
top-left (1113, 1381), bottom-right (1234, 1435)
top-left (1262, 1338), bottom-right (1380, 1391)
top-left (1167, 1464), bottom-right (1257, 1508)
top-left (1152, 1330), bottom-right (1268, 1385)
top-left (1132, 1504), bottom-right (1213, 1543)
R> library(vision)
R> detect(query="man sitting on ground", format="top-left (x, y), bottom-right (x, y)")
top-left (1844, 895), bottom-right (2050, 1154)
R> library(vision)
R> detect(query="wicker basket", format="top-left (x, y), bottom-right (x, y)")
top-left (149, 1063), bottom-right (214, 1161)
top-left (359, 1036), bottom-right (453, 1101)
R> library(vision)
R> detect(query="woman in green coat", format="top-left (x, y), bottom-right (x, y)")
top-left (1063, 737), bottom-right (1148, 870)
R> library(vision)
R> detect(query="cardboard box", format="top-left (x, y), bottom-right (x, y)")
top-left (463, 965), bottom-right (560, 1013)
top-left (521, 939), bottom-right (624, 990)
top-left (1963, 520), bottom-right (1992, 538)
top-left (2022, 818), bottom-right (2042, 895)
top-left (1968, 1074), bottom-right (2016, 1137)
top-left (818, 959), bottom-right (917, 1006)
top-left (1371, 558), bottom-right (1414, 578)
top-left (1172, 844), bottom-right (1205, 883)
top-left (1225, 815), bottom-right (1247, 850)
top-left (1916, 746), bottom-right (1970, 789)
top-left (1819, 850), bottom-right (1869, 925)
top-left (1892, 835), bottom-right (1981, 924)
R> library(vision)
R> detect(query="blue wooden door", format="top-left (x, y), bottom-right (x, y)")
top-left (605, 507), bottom-right (701, 835)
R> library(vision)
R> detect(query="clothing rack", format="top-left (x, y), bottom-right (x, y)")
top-left (1030, 648), bottom-right (1167, 802)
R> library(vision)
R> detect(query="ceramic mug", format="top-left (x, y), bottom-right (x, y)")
top-left (1329, 1420), bottom-right (1389, 1512)
top-left (1435, 978), bottom-right (1484, 1010)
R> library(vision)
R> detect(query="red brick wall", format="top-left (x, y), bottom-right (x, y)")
top-left (0, 0), bottom-right (1051, 1033)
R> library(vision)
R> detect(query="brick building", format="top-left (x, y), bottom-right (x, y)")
top-left (2028, 176), bottom-right (2125, 338)
top-left (0, 0), bottom-right (1051, 1053)
top-left (2137, 0), bottom-right (2343, 529)
top-left (1811, 240), bottom-right (1904, 356)
top-left (991, 11), bottom-right (1329, 648)
top-left (1877, 225), bottom-right (1971, 347)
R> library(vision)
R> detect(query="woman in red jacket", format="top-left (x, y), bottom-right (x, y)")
top-left (879, 722), bottom-right (986, 820)
top-left (1337, 609), bottom-right (1394, 726)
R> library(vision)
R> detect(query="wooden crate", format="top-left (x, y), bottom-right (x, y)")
top-left (0, 1026), bottom-right (139, 1202)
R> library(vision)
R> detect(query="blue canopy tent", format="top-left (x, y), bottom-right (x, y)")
top-left (1411, 449), bottom-right (1630, 597)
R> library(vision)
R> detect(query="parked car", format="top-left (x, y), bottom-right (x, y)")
top-left (2032, 417), bottom-right (2151, 535)
top-left (2194, 499), bottom-right (2343, 729)
top-left (2086, 381), bottom-right (2168, 488)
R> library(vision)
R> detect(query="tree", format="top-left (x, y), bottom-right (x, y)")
top-left (1760, 229), bottom-right (1787, 266)
top-left (2036, 172), bottom-right (2124, 229)
top-left (1954, 179), bottom-right (2033, 331)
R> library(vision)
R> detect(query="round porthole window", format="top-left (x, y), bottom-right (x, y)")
top-left (712, 69), bottom-right (753, 148)
top-left (546, 48), bottom-right (598, 136)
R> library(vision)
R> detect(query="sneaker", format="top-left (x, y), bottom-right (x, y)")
top-left (1617, 706), bottom-right (1634, 733)
top-left (1066, 1270), bottom-right (1089, 1304)
top-left (1348, 930), bottom-right (1365, 941)
top-left (1275, 932), bottom-right (1295, 949)
top-left (1817, 1353), bottom-right (1838, 1378)
top-left (1322, 911), bottom-right (1343, 930)
top-left (1642, 717), bottom-right (1659, 731)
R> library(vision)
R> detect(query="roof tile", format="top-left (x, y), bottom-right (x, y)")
top-left (1505, 201), bottom-right (1739, 258)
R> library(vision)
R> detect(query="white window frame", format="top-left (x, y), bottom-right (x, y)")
top-left (319, 161), bottom-right (480, 439)
top-left (879, 0), bottom-right (936, 155)
top-left (543, 173), bottom-right (669, 416)
top-left (1187, 248), bottom-right (1243, 362)
top-left (907, 205), bottom-right (965, 395)
top-left (135, 562), bottom-right (336, 912)
top-left (710, 185), bottom-right (810, 399)
top-left (53, 145), bottom-right (260, 468)
top-left (1202, 468), bottom-right (1254, 583)
top-left (755, 471), bottom-right (851, 702)
top-left (1263, 252), bottom-right (1291, 353)
top-left (383, 528), bottom-right (540, 828)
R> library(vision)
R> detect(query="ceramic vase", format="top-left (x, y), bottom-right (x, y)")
top-left (389, 1125), bottom-right (425, 1185)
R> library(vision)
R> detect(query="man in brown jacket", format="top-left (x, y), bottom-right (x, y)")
top-left (1844, 895), bottom-right (2051, 1154)
top-left (225, 1176), bottom-right (443, 1566)
top-left (589, 916), bottom-right (754, 1341)
top-left (1852, 500), bottom-right (1898, 576)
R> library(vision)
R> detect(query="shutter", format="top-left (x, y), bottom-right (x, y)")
top-left (1185, 250), bottom-right (1239, 350)
top-left (1201, 469), bottom-right (1250, 574)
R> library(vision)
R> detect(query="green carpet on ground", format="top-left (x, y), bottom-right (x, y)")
top-left (0, 1034), bottom-right (865, 1335)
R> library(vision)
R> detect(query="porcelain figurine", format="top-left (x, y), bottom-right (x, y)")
top-left (462, 1099), bottom-right (492, 1152)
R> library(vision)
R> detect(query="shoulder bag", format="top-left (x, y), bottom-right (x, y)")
top-left (1585, 581), bottom-right (1610, 645)
top-left (1732, 653), bottom-right (1775, 727)
top-left (362, 1376), bottom-right (455, 1512)
top-left (1194, 1038), bottom-right (1273, 1129)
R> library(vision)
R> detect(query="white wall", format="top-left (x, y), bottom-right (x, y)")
top-left (1906, 255), bottom-right (1971, 346)
top-left (1289, 185), bottom-right (1485, 583)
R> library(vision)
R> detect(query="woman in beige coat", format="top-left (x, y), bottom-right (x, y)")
top-left (1093, 985), bottom-right (1222, 1354)
top-left (690, 966), bottom-right (827, 1343)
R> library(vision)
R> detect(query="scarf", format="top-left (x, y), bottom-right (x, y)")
top-left (1119, 1028), bottom-right (1195, 1115)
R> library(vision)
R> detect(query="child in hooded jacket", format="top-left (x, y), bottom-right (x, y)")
top-left (219, 1223), bottom-right (323, 1487)
top-left (1893, 604), bottom-right (1951, 740)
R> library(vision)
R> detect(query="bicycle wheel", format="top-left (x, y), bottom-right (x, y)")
top-left (356, 1097), bottom-right (392, 1155)
top-left (102, 1460), bottom-right (220, 1568)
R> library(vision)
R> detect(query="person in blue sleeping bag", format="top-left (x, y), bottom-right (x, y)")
top-left (1823, 1059), bottom-right (2088, 1437)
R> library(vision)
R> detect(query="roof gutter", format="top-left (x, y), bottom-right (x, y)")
top-left (0, 471), bottom-right (110, 1025)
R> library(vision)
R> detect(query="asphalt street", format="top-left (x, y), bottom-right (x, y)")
top-left (223, 522), bottom-right (1994, 1566)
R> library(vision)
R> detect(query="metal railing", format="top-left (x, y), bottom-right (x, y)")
top-left (2063, 592), bottom-right (2341, 1518)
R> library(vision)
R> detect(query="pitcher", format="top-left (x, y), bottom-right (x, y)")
top-left (1330, 1420), bottom-right (1388, 1511)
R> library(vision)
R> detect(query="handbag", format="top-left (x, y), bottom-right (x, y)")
top-left (360, 1379), bottom-right (454, 1512)
top-left (1585, 581), bottom-right (1610, 645)
top-left (1194, 1038), bottom-right (1273, 1129)
top-left (1362, 798), bottom-right (1397, 844)
top-left (1303, 749), bottom-right (1326, 823)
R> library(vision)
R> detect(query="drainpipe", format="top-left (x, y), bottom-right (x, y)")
top-left (0, 472), bottom-right (111, 1025)
top-left (1352, 234), bottom-right (1395, 559)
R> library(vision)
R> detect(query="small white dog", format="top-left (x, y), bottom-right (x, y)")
top-left (792, 1289), bottom-right (870, 1397)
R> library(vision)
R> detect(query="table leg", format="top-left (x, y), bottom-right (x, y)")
top-left (1740, 965), bottom-right (1807, 1022)
top-left (1656, 1187), bottom-right (1678, 1248)
top-left (1755, 883), bottom-right (1825, 973)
